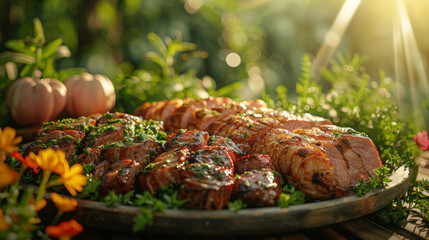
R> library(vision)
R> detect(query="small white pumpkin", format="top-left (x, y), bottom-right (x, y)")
top-left (65, 73), bottom-right (115, 117)
top-left (6, 77), bottom-right (67, 125)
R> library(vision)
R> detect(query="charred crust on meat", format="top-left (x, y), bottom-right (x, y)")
top-left (335, 144), bottom-right (344, 154)
top-left (340, 138), bottom-right (351, 147)
top-left (312, 173), bottom-right (321, 184)
top-left (297, 149), bottom-right (309, 158)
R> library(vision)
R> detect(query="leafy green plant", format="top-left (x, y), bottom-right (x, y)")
top-left (103, 191), bottom-right (134, 207)
top-left (228, 200), bottom-right (247, 212)
top-left (114, 32), bottom-right (241, 113)
top-left (278, 185), bottom-right (306, 208)
top-left (0, 18), bottom-right (80, 81)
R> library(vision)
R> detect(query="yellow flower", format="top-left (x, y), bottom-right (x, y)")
top-left (51, 192), bottom-right (78, 212)
top-left (0, 127), bottom-right (22, 159)
top-left (0, 162), bottom-right (19, 188)
top-left (30, 148), bottom-right (68, 175)
top-left (61, 164), bottom-right (87, 196)
top-left (0, 209), bottom-right (10, 231)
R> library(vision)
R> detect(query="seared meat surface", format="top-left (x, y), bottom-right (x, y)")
top-left (234, 154), bottom-right (274, 175)
top-left (207, 135), bottom-right (244, 157)
top-left (191, 146), bottom-right (235, 170)
top-left (139, 147), bottom-right (189, 194)
top-left (179, 163), bottom-right (234, 210)
top-left (232, 169), bottom-right (282, 207)
top-left (25, 96), bottom-right (383, 210)
top-left (134, 97), bottom-right (382, 200)
top-left (102, 140), bottom-right (162, 165)
top-left (100, 159), bottom-right (141, 195)
top-left (165, 130), bottom-right (210, 150)
top-left (26, 129), bottom-right (85, 161)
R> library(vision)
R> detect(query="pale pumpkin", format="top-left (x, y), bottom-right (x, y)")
top-left (65, 73), bottom-right (115, 117)
top-left (6, 77), bottom-right (67, 125)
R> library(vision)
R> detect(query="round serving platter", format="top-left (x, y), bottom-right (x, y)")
top-left (38, 165), bottom-right (412, 236)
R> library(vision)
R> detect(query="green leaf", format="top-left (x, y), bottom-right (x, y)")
top-left (228, 200), bottom-right (247, 212)
top-left (148, 32), bottom-right (167, 57)
top-left (20, 64), bottom-right (37, 77)
top-left (168, 41), bottom-right (197, 57)
top-left (42, 59), bottom-right (56, 78)
top-left (33, 18), bottom-right (45, 45)
top-left (211, 82), bottom-right (241, 97)
top-left (143, 51), bottom-right (167, 69)
top-left (5, 40), bottom-right (34, 56)
top-left (103, 191), bottom-right (120, 207)
top-left (132, 208), bottom-right (153, 232)
top-left (76, 177), bottom-right (100, 201)
top-left (278, 185), bottom-right (306, 208)
top-left (41, 38), bottom-right (63, 60)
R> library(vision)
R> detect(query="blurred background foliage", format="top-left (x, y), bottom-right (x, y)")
top-left (0, 0), bottom-right (429, 128)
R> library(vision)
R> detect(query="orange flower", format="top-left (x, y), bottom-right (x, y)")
top-left (0, 127), bottom-right (22, 159)
top-left (46, 219), bottom-right (83, 240)
top-left (29, 195), bottom-right (47, 212)
top-left (10, 152), bottom-right (40, 174)
top-left (0, 209), bottom-right (10, 231)
top-left (61, 164), bottom-right (87, 196)
top-left (51, 193), bottom-right (78, 212)
top-left (30, 148), bottom-right (68, 175)
top-left (35, 198), bottom-right (47, 212)
top-left (24, 217), bottom-right (41, 231)
top-left (0, 162), bottom-right (19, 188)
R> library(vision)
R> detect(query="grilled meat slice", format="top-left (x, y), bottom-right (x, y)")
top-left (244, 108), bottom-right (333, 131)
top-left (102, 141), bottom-right (163, 165)
top-left (165, 102), bottom-right (206, 132)
top-left (93, 161), bottom-right (111, 179)
top-left (292, 127), bottom-right (382, 187)
top-left (291, 128), bottom-right (352, 189)
top-left (100, 159), bottom-right (140, 195)
top-left (119, 141), bottom-right (163, 165)
top-left (77, 148), bottom-right (102, 165)
top-left (179, 163), bottom-right (234, 210)
top-left (134, 99), bottom-right (183, 123)
top-left (253, 128), bottom-right (342, 199)
top-left (234, 154), bottom-right (274, 175)
top-left (317, 125), bottom-right (383, 178)
top-left (165, 130), bottom-right (210, 151)
top-left (34, 117), bottom-right (96, 138)
top-left (134, 97), bottom-right (266, 132)
top-left (85, 123), bottom-right (126, 148)
top-left (232, 169), bottom-right (282, 207)
top-left (207, 135), bottom-right (244, 157)
top-left (95, 112), bottom-right (146, 125)
top-left (206, 115), bottom-right (279, 153)
top-left (139, 147), bottom-right (189, 194)
top-left (191, 146), bottom-right (235, 170)
top-left (26, 130), bottom-right (85, 161)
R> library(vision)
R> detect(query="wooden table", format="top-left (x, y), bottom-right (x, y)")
top-left (73, 156), bottom-right (429, 240)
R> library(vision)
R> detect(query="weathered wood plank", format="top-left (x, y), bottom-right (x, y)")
top-left (338, 219), bottom-right (404, 240)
